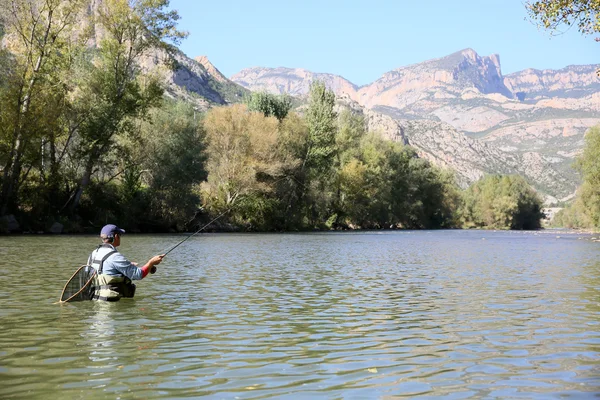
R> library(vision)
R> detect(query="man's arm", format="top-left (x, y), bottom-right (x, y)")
top-left (112, 253), bottom-right (164, 280)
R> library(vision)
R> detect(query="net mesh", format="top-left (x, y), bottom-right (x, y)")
top-left (59, 265), bottom-right (97, 303)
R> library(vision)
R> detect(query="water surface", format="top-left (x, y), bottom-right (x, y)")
top-left (0, 230), bottom-right (598, 398)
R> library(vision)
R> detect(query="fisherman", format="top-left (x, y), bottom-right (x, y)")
top-left (88, 224), bottom-right (164, 301)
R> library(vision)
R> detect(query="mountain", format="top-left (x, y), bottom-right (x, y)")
top-left (230, 49), bottom-right (600, 203)
top-left (140, 49), bottom-right (248, 111)
top-left (231, 67), bottom-right (357, 98)
top-left (504, 65), bottom-right (600, 100)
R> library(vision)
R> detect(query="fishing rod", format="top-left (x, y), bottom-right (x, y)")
top-left (150, 207), bottom-right (232, 274)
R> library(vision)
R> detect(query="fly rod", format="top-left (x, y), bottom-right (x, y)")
top-left (150, 208), bottom-right (232, 274)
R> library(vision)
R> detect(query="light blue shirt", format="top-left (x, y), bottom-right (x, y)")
top-left (89, 244), bottom-right (143, 281)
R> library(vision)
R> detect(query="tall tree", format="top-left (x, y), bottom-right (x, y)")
top-left (200, 104), bottom-right (301, 229)
top-left (113, 100), bottom-right (207, 230)
top-left (67, 0), bottom-right (186, 213)
top-left (0, 0), bottom-right (87, 216)
top-left (304, 81), bottom-right (337, 175)
top-left (300, 81), bottom-right (337, 226)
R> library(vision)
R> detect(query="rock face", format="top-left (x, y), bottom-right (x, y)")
top-left (231, 67), bottom-right (357, 98)
top-left (504, 65), bottom-right (600, 99)
top-left (149, 49), bottom-right (248, 110)
top-left (356, 49), bottom-right (513, 109)
top-left (231, 49), bottom-right (600, 202)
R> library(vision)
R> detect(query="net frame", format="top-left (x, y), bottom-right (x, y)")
top-left (59, 265), bottom-right (97, 303)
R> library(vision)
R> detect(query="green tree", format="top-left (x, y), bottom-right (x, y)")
top-left (300, 81), bottom-right (337, 227)
top-left (66, 0), bottom-right (186, 213)
top-left (129, 100), bottom-right (207, 230)
top-left (304, 81), bottom-right (337, 174)
top-left (526, 0), bottom-right (599, 36)
top-left (245, 91), bottom-right (292, 121)
top-left (0, 0), bottom-right (88, 216)
top-left (462, 175), bottom-right (544, 230)
top-left (574, 125), bottom-right (600, 227)
top-left (330, 109), bottom-right (367, 227)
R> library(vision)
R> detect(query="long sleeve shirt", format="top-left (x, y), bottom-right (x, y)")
top-left (88, 245), bottom-right (144, 280)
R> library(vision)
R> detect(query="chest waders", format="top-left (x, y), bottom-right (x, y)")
top-left (90, 245), bottom-right (136, 301)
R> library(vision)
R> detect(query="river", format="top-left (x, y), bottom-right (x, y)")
top-left (0, 230), bottom-right (598, 398)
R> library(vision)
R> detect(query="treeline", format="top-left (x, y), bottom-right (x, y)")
top-left (0, 0), bottom-right (545, 233)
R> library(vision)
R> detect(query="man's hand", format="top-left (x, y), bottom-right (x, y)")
top-left (142, 254), bottom-right (166, 277)
top-left (149, 254), bottom-right (165, 266)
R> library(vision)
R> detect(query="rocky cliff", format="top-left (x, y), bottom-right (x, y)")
top-left (504, 65), bottom-right (600, 99)
top-left (231, 67), bottom-right (357, 98)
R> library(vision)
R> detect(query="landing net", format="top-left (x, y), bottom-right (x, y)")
top-left (59, 265), bottom-right (97, 303)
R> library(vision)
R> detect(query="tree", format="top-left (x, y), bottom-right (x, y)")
top-left (0, 0), bottom-right (88, 216)
top-left (574, 125), bottom-right (600, 227)
top-left (245, 91), bottom-right (292, 122)
top-left (66, 0), bottom-right (186, 213)
top-left (304, 81), bottom-right (337, 175)
top-left (200, 104), bottom-right (302, 229)
top-left (462, 175), bottom-right (544, 230)
top-left (526, 0), bottom-right (599, 36)
top-left (129, 100), bottom-right (207, 230)
top-left (330, 109), bottom-right (367, 226)
top-left (300, 81), bottom-right (337, 227)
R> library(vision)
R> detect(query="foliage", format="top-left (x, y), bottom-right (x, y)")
top-left (134, 100), bottom-right (206, 230)
top-left (0, 0), bottom-right (89, 216)
top-left (200, 104), bottom-right (303, 230)
top-left (526, 0), bottom-right (600, 36)
top-left (555, 125), bottom-right (600, 229)
top-left (245, 91), bottom-right (292, 121)
top-left (65, 0), bottom-right (186, 213)
top-left (461, 175), bottom-right (544, 230)
top-left (304, 81), bottom-right (337, 175)
top-left (0, 0), bottom-right (203, 232)
top-left (526, 0), bottom-right (600, 77)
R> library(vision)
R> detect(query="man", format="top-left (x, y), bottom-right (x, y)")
top-left (88, 224), bottom-right (164, 301)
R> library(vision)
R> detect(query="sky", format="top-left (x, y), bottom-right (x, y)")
top-left (169, 0), bottom-right (597, 86)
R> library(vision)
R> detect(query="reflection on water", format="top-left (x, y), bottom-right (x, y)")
top-left (0, 230), bottom-right (599, 398)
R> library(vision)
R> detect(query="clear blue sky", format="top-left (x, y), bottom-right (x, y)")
top-left (169, 0), bottom-right (597, 86)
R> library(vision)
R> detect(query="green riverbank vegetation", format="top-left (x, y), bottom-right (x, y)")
top-left (552, 126), bottom-right (600, 231)
top-left (0, 0), bottom-right (545, 233)
top-left (527, 0), bottom-right (600, 231)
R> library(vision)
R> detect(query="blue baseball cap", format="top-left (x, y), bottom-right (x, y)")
top-left (100, 224), bottom-right (125, 237)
